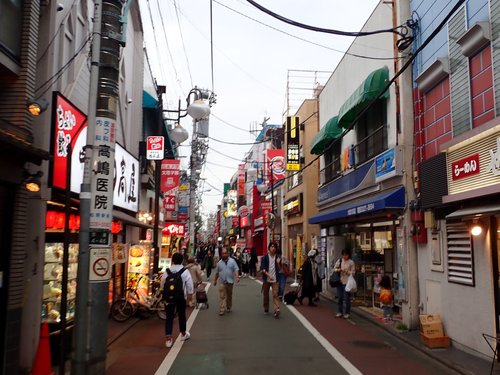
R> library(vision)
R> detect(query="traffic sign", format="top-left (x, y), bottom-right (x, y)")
top-left (146, 136), bottom-right (164, 160)
top-left (89, 247), bottom-right (111, 282)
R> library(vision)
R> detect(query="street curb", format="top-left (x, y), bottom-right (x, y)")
top-left (351, 306), bottom-right (475, 375)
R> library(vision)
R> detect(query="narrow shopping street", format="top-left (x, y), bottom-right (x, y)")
top-left (106, 277), bottom-right (469, 375)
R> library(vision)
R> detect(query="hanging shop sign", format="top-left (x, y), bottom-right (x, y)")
top-left (160, 159), bottom-right (180, 194)
top-left (50, 92), bottom-right (87, 191)
top-left (266, 149), bottom-right (286, 182)
top-left (89, 117), bottom-right (116, 229)
top-left (146, 136), bottom-right (164, 160)
top-left (240, 216), bottom-right (250, 228)
top-left (238, 164), bottom-right (245, 196)
top-left (375, 146), bottom-right (403, 183)
top-left (162, 223), bottom-right (186, 236)
top-left (113, 143), bottom-right (139, 212)
top-left (163, 195), bottom-right (176, 212)
top-left (286, 116), bottom-right (300, 171)
top-left (231, 217), bottom-right (239, 227)
top-left (444, 128), bottom-right (500, 201)
top-left (238, 205), bottom-right (249, 218)
top-left (283, 193), bottom-right (302, 216)
top-left (55, 115), bottom-right (139, 213)
top-left (227, 190), bottom-right (238, 217)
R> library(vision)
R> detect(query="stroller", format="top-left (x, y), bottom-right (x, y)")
top-left (195, 284), bottom-right (209, 309)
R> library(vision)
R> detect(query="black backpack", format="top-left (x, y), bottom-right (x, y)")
top-left (163, 267), bottom-right (186, 304)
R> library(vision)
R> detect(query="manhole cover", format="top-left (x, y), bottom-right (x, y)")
top-left (351, 340), bottom-right (390, 349)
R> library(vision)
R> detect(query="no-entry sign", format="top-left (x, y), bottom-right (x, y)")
top-left (146, 136), bottom-right (164, 160)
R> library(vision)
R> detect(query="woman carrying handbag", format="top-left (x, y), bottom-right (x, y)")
top-left (334, 249), bottom-right (355, 319)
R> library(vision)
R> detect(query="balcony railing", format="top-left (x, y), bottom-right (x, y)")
top-left (320, 124), bottom-right (387, 185)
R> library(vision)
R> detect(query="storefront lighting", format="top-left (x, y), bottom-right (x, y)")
top-left (169, 122), bottom-right (189, 144)
top-left (470, 220), bottom-right (483, 236)
top-left (26, 98), bottom-right (49, 116)
top-left (24, 171), bottom-right (43, 192)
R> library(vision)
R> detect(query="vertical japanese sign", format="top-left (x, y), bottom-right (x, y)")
top-left (227, 190), bottom-right (237, 217)
top-left (238, 164), bottom-right (245, 196)
top-left (266, 149), bottom-right (286, 183)
top-left (161, 159), bottom-right (181, 194)
top-left (113, 143), bottom-right (139, 212)
top-left (163, 195), bottom-right (177, 212)
top-left (50, 92), bottom-right (87, 190)
top-left (146, 136), bottom-right (165, 160)
top-left (286, 116), bottom-right (300, 171)
top-left (90, 117), bottom-right (116, 229)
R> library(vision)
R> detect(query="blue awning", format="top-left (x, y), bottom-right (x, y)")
top-left (309, 186), bottom-right (405, 224)
top-left (143, 90), bottom-right (158, 109)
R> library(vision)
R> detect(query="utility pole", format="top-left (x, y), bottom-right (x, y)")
top-left (188, 120), bottom-right (198, 254)
top-left (73, 0), bottom-right (123, 373)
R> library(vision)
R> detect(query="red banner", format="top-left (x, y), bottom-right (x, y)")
top-left (51, 92), bottom-right (87, 190)
top-left (238, 164), bottom-right (245, 196)
top-left (161, 160), bottom-right (180, 194)
top-left (266, 149), bottom-right (285, 183)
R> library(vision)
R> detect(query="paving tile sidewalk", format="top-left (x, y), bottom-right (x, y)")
top-left (352, 303), bottom-right (498, 375)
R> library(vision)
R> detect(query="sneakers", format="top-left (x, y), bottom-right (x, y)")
top-left (264, 309), bottom-right (269, 314)
top-left (219, 311), bottom-right (225, 316)
top-left (274, 310), bottom-right (280, 319)
top-left (336, 313), bottom-right (343, 318)
top-left (165, 337), bottom-right (173, 348)
top-left (180, 332), bottom-right (191, 341)
top-left (343, 314), bottom-right (350, 319)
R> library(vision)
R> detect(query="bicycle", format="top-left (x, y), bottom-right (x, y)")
top-left (110, 274), bottom-right (166, 322)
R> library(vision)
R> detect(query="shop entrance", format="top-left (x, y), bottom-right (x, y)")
top-left (341, 220), bottom-right (397, 307)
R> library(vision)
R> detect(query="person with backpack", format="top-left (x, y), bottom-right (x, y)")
top-left (161, 252), bottom-right (194, 348)
top-left (213, 248), bottom-right (240, 316)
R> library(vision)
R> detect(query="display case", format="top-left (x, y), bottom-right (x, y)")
top-left (42, 242), bottom-right (78, 323)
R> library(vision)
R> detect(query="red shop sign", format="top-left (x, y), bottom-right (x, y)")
top-left (451, 153), bottom-right (480, 181)
top-left (162, 223), bottom-right (185, 235)
top-left (50, 92), bottom-right (87, 190)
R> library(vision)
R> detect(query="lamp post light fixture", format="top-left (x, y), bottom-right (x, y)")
top-left (26, 98), bottom-right (49, 116)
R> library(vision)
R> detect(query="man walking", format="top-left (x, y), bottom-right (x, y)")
top-left (213, 248), bottom-right (240, 316)
top-left (161, 252), bottom-right (194, 348)
top-left (260, 242), bottom-right (281, 318)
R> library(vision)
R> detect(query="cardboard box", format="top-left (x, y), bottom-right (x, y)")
top-left (420, 333), bottom-right (451, 349)
top-left (419, 314), bottom-right (444, 338)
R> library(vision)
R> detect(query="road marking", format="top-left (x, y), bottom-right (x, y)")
top-left (155, 283), bottom-right (210, 375)
top-left (255, 278), bottom-right (362, 375)
top-left (286, 305), bottom-right (363, 375)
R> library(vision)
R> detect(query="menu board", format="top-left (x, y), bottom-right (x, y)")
top-left (128, 244), bottom-right (150, 274)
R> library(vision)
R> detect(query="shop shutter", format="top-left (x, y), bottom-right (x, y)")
top-left (446, 221), bottom-right (475, 286)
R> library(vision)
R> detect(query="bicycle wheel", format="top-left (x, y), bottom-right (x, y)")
top-left (156, 301), bottom-right (167, 320)
top-left (111, 299), bottom-right (134, 322)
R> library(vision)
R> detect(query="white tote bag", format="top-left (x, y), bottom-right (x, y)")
top-left (345, 274), bottom-right (357, 293)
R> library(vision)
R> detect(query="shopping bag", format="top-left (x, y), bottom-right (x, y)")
top-left (345, 274), bottom-right (357, 293)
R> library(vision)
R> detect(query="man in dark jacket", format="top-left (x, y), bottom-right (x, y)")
top-left (260, 242), bottom-right (281, 318)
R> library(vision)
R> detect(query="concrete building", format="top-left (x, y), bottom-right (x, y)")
top-left (308, 0), bottom-right (416, 326)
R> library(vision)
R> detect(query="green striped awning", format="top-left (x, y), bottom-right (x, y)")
top-left (310, 116), bottom-right (343, 155)
top-left (337, 66), bottom-right (390, 128)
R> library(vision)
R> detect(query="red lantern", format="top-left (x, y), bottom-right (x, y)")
top-left (55, 212), bottom-right (65, 229)
top-left (111, 221), bottom-right (122, 234)
top-left (75, 215), bottom-right (80, 230)
top-left (46, 211), bottom-right (56, 228)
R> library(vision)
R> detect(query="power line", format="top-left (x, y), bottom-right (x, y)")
top-left (211, 114), bottom-right (251, 133)
top-left (213, 0), bottom-right (406, 60)
top-left (173, 0), bottom-right (194, 88)
top-left (245, 0), bottom-right (407, 37)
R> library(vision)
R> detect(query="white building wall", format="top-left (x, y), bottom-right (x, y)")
top-left (318, 1), bottom-right (396, 169)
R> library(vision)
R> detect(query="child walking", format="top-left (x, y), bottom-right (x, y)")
top-left (378, 275), bottom-right (393, 321)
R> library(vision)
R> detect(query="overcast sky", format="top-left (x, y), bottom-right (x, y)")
top-left (138, 0), bottom-right (380, 214)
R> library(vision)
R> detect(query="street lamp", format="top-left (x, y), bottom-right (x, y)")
top-left (163, 87), bottom-right (216, 254)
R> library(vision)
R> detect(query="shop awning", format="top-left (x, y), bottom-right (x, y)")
top-left (308, 186), bottom-right (405, 224)
top-left (143, 90), bottom-right (158, 109)
top-left (310, 116), bottom-right (343, 155)
top-left (337, 66), bottom-right (390, 129)
top-left (446, 205), bottom-right (500, 219)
